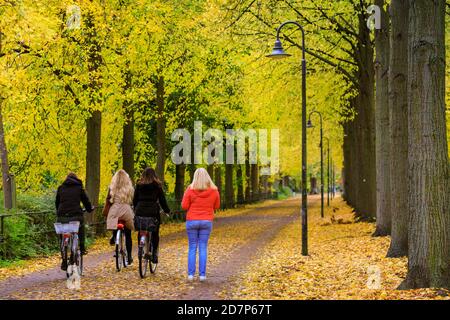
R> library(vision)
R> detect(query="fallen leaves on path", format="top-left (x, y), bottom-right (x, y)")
top-left (0, 199), bottom-right (279, 283)
top-left (5, 196), bottom-right (447, 300)
top-left (221, 196), bottom-right (450, 300)
top-left (6, 204), bottom-right (286, 300)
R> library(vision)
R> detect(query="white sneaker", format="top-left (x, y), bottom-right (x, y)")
top-left (199, 276), bottom-right (206, 282)
top-left (187, 275), bottom-right (194, 281)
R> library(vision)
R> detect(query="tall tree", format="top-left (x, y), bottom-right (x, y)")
top-left (225, 0), bottom-right (377, 217)
top-left (373, 0), bottom-right (391, 236)
top-left (0, 31), bottom-right (12, 209)
top-left (122, 68), bottom-right (135, 181)
top-left (225, 163), bottom-right (234, 208)
top-left (0, 97), bottom-right (12, 209)
top-left (400, 0), bottom-right (450, 289)
top-left (175, 164), bottom-right (186, 204)
top-left (155, 76), bottom-right (166, 184)
top-left (387, 0), bottom-right (409, 257)
top-left (236, 164), bottom-right (244, 204)
top-left (84, 9), bottom-right (103, 208)
top-left (251, 163), bottom-right (259, 201)
top-left (214, 166), bottom-right (222, 206)
top-left (245, 156), bottom-right (251, 202)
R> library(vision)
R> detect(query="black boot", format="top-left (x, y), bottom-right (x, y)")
top-left (151, 252), bottom-right (158, 264)
top-left (61, 260), bottom-right (68, 271)
top-left (128, 255), bottom-right (133, 265)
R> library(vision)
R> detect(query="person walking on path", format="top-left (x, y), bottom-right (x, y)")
top-left (55, 173), bottom-right (94, 270)
top-left (181, 168), bottom-right (220, 281)
top-left (133, 167), bottom-right (171, 263)
top-left (106, 169), bottom-right (135, 264)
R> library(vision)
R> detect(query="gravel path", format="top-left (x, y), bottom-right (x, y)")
top-left (0, 197), bottom-right (303, 300)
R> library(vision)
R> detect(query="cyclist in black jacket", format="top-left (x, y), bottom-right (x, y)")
top-left (133, 167), bottom-right (170, 263)
top-left (55, 173), bottom-right (94, 269)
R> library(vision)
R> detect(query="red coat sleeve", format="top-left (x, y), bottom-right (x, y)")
top-left (181, 188), bottom-right (191, 211)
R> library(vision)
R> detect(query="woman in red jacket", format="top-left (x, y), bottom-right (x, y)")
top-left (181, 168), bottom-right (220, 281)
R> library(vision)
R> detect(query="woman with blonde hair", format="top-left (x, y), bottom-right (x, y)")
top-left (106, 169), bottom-right (135, 264)
top-left (181, 167), bottom-right (220, 281)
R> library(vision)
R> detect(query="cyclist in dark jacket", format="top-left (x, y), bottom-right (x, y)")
top-left (133, 167), bottom-right (170, 263)
top-left (55, 173), bottom-right (94, 266)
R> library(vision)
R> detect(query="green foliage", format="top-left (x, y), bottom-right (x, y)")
top-left (277, 186), bottom-right (293, 200)
top-left (0, 193), bottom-right (58, 261)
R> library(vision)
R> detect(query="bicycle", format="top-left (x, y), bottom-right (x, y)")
top-left (54, 221), bottom-right (82, 278)
top-left (114, 220), bottom-right (129, 271)
top-left (134, 216), bottom-right (159, 278)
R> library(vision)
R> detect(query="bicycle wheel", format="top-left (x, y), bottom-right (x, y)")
top-left (121, 230), bottom-right (128, 268)
top-left (138, 239), bottom-right (148, 278)
top-left (62, 243), bottom-right (70, 278)
top-left (149, 234), bottom-right (157, 274)
top-left (73, 235), bottom-right (83, 276)
top-left (77, 251), bottom-right (83, 276)
top-left (115, 230), bottom-right (122, 271)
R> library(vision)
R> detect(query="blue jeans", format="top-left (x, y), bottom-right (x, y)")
top-left (186, 220), bottom-right (212, 277)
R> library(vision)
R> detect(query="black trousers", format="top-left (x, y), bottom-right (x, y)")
top-left (112, 229), bottom-right (132, 257)
top-left (57, 215), bottom-right (85, 252)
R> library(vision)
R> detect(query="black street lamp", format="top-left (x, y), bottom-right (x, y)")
top-left (306, 111), bottom-right (324, 218)
top-left (324, 137), bottom-right (330, 206)
top-left (267, 21), bottom-right (308, 255)
top-left (331, 161), bottom-right (336, 199)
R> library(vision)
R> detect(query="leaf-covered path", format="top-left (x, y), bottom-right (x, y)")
top-left (0, 197), bottom-right (300, 300)
top-left (1, 195), bottom-right (448, 300)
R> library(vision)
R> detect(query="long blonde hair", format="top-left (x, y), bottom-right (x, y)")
top-left (109, 169), bottom-right (134, 204)
top-left (190, 168), bottom-right (217, 191)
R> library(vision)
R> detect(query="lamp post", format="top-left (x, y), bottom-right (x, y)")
top-left (267, 21), bottom-right (308, 255)
top-left (331, 162), bottom-right (336, 199)
top-left (306, 111), bottom-right (323, 218)
top-left (324, 137), bottom-right (330, 206)
top-left (331, 159), bottom-right (334, 200)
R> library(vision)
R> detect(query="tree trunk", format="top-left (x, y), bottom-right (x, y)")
top-left (175, 164), bottom-right (185, 207)
top-left (225, 163), bottom-right (234, 208)
top-left (214, 166), bottom-right (222, 207)
top-left (245, 157), bottom-right (251, 202)
top-left (262, 175), bottom-right (268, 199)
top-left (373, 0), bottom-right (391, 236)
top-left (155, 76), bottom-right (166, 185)
top-left (310, 176), bottom-right (318, 195)
top-left (387, 0), bottom-right (409, 257)
top-left (207, 164), bottom-right (214, 181)
top-left (122, 69), bottom-right (134, 181)
top-left (188, 163), bottom-right (196, 184)
top-left (343, 98), bottom-right (361, 213)
top-left (355, 11), bottom-right (377, 219)
top-left (122, 109), bottom-right (134, 181)
top-left (0, 99), bottom-right (12, 209)
top-left (189, 138), bottom-right (196, 183)
top-left (236, 165), bottom-right (244, 204)
top-left (399, 0), bottom-right (450, 289)
top-left (84, 11), bottom-right (102, 216)
top-left (86, 110), bottom-right (101, 208)
top-left (251, 163), bottom-right (259, 201)
top-left (268, 181), bottom-right (273, 198)
top-left (342, 123), bottom-right (351, 204)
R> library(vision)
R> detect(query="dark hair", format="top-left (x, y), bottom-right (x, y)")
top-left (67, 172), bottom-right (79, 180)
top-left (138, 167), bottom-right (162, 187)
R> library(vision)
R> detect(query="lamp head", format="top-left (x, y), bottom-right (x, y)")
top-left (306, 119), bottom-right (314, 128)
top-left (266, 39), bottom-right (291, 59)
